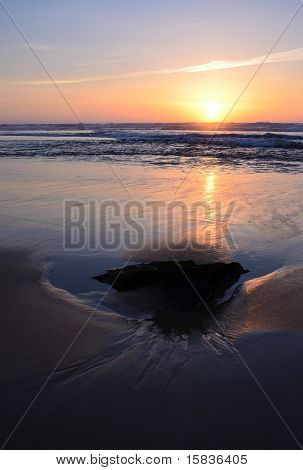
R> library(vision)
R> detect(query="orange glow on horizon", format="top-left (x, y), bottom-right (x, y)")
top-left (1, 64), bottom-right (302, 123)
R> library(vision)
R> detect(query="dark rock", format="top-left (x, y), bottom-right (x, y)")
top-left (93, 260), bottom-right (248, 318)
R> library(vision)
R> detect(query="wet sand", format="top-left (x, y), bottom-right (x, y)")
top-left (1, 247), bottom-right (303, 449)
top-left (222, 265), bottom-right (303, 334)
top-left (1, 159), bottom-right (303, 449)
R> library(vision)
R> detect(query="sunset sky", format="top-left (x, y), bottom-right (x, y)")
top-left (0, 0), bottom-right (302, 123)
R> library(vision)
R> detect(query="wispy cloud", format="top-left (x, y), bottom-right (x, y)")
top-left (17, 47), bottom-right (303, 85)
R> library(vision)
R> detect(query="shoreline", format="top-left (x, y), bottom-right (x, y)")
top-left (1, 153), bottom-right (303, 449)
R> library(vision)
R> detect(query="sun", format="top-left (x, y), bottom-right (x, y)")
top-left (201, 101), bottom-right (223, 122)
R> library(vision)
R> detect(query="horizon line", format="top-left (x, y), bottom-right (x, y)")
top-left (1, 120), bottom-right (303, 125)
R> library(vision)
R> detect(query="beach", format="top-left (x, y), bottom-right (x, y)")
top-left (1, 124), bottom-right (303, 449)
top-left (1, 247), bottom-right (303, 449)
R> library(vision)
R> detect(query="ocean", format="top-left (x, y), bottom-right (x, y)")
top-left (1, 122), bottom-right (303, 171)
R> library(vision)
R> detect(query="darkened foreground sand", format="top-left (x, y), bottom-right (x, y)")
top-left (1, 247), bottom-right (303, 449)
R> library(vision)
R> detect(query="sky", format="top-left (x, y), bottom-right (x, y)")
top-left (0, 0), bottom-right (302, 123)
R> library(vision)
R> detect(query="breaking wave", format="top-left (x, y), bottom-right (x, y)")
top-left (1, 122), bottom-right (303, 172)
